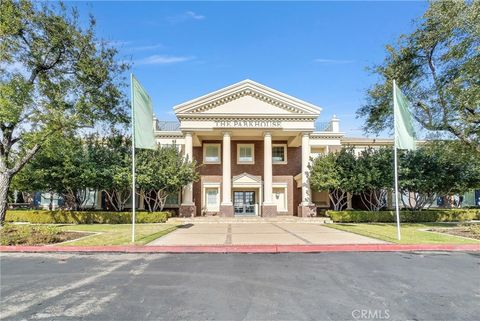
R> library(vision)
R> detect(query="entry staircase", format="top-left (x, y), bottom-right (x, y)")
top-left (168, 216), bottom-right (332, 224)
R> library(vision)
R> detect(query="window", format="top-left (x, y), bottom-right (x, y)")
top-left (203, 144), bottom-right (221, 164)
top-left (165, 193), bottom-right (179, 206)
top-left (272, 144), bottom-right (287, 164)
top-left (204, 187), bottom-right (220, 211)
top-left (237, 144), bottom-right (254, 164)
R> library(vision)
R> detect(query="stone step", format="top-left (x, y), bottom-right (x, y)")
top-left (168, 216), bottom-right (333, 224)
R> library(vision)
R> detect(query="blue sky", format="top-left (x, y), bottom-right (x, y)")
top-left (73, 1), bottom-right (428, 136)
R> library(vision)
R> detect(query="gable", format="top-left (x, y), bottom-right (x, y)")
top-left (203, 94), bottom-right (291, 115)
top-left (233, 173), bottom-right (262, 184)
top-left (174, 79), bottom-right (321, 117)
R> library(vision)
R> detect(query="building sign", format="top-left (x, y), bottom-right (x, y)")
top-left (214, 120), bottom-right (282, 128)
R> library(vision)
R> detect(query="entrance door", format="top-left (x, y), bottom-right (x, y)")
top-left (234, 191), bottom-right (256, 215)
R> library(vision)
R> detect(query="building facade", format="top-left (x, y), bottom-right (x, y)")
top-left (16, 80), bottom-right (478, 212)
top-left (156, 80), bottom-right (362, 217)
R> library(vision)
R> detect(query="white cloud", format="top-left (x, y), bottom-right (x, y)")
top-left (136, 55), bottom-right (195, 65)
top-left (168, 11), bottom-right (206, 23)
top-left (130, 43), bottom-right (164, 51)
top-left (185, 11), bottom-right (205, 20)
top-left (314, 58), bottom-right (355, 64)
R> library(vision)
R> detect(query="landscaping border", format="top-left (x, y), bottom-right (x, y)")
top-left (1, 243), bottom-right (479, 253)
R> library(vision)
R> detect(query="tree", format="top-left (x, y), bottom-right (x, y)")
top-left (357, 1), bottom-right (480, 150)
top-left (96, 135), bottom-right (132, 212)
top-left (354, 148), bottom-right (393, 211)
top-left (136, 146), bottom-right (198, 212)
top-left (309, 148), bottom-right (357, 210)
top-left (0, 0), bottom-right (129, 223)
top-left (399, 141), bottom-right (480, 210)
top-left (12, 134), bottom-right (109, 210)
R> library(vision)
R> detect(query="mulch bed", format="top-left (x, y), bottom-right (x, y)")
top-left (55, 231), bottom-right (90, 243)
top-left (429, 226), bottom-right (480, 240)
top-left (0, 227), bottom-right (90, 246)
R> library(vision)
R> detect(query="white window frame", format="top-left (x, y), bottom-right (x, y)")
top-left (203, 143), bottom-right (221, 164)
top-left (272, 144), bottom-right (287, 164)
top-left (203, 183), bottom-right (221, 212)
top-left (237, 143), bottom-right (255, 164)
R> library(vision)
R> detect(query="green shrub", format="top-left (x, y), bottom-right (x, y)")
top-left (4, 210), bottom-right (169, 224)
top-left (326, 209), bottom-right (480, 223)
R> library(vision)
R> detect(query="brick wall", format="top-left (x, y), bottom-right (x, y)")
top-left (192, 140), bottom-right (303, 216)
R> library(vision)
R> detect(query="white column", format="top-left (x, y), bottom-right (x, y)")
top-left (301, 132), bottom-right (311, 205)
top-left (263, 132), bottom-right (273, 204)
top-left (182, 132), bottom-right (194, 205)
top-left (330, 114), bottom-right (340, 132)
top-left (221, 132), bottom-right (232, 205)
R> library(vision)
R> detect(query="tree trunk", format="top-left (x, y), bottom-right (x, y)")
top-left (0, 173), bottom-right (12, 224)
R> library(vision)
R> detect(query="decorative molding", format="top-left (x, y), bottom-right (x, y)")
top-left (185, 89), bottom-right (308, 115)
top-left (174, 80), bottom-right (322, 116)
top-left (177, 116), bottom-right (318, 122)
top-left (233, 172), bottom-right (262, 184)
top-left (154, 133), bottom-right (183, 138)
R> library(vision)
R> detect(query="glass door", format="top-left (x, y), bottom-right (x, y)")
top-left (234, 192), bottom-right (244, 215)
top-left (233, 191), bottom-right (256, 215)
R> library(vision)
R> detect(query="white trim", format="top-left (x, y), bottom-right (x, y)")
top-left (272, 182), bottom-right (288, 188)
top-left (272, 143), bottom-right (288, 164)
top-left (237, 143), bottom-right (255, 164)
top-left (202, 183), bottom-right (221, 212)
top-left (174, 79), bottom-right (322, 115)
top-left (272, 186), bottom-right (288, 212)
top-left (232, 188), bottom-right (261, 216)
top-left (203, 143), bottom-right (221, 164)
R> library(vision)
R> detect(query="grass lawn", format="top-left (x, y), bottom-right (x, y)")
top-left (57, 223), bottom-right (178, 246)
top-left (327, 223), bottom-right (480, 244)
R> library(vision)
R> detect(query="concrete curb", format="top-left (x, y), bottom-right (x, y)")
top-left (1, 244), bottom-right (479, 253)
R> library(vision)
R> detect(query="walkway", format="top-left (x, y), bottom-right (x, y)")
top-left (147, 223), bottom-right (387, 246)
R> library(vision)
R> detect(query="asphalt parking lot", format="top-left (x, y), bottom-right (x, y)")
top-left (1, 252), bottom-right (479, 321)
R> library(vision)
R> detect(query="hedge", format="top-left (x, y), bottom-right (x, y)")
top-left (326, 209), bottom-right (480, 223)
top-left (4, 210), bottom-right (169, 224)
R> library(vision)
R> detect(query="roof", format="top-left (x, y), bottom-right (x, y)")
top-left (173, 79), bottom-right (322, 116)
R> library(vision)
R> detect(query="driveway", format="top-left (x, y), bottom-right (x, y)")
top-left (1, 252), bottom-right (479, 320)
top-left (147, 223), bottom-right (386, 245)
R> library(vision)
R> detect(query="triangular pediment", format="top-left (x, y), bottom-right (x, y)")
top-left (174, 80), bottom-right (321, 116)
top-left (233, 173), bottom-right (262, 184)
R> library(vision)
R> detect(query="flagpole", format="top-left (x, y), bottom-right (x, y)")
top-left (131, 74), bottom-right (136, 243)
top-left (393, 80), bottom-right (401, 241)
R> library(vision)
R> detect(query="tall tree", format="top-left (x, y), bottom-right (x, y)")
top-left (353, 148), bottom-right (393, 211)
top-left (136, 146), bottom-right (199, 212)
top-left (357, 1), bottom-right (480, 149)
top-left (399, 141), bottom-right (480, 210)
top-left (309, 148), bottom-right (357, 211)
top-left (97, 134), bottom-right (132, 212)
top-left (0, 0), bottom-right (129, 222)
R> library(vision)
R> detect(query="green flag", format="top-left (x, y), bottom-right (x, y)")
top-left (131, 75), bottom-right (156, 149)
top-left (393, 80), bottom-right (416, 150)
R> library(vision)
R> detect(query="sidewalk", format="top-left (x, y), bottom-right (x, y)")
top-left (147, 222), bottom-right (386, 246)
